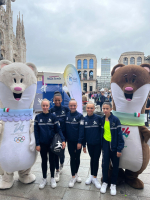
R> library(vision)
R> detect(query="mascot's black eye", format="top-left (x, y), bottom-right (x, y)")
top-left (132, 78), bottom-right (135, 83)
top-left (125, 78), bottom-right (128, 82)
top-left (20, 79), bottom-right (23, 83)
top-left (14, 78), bottom-right (16, 83)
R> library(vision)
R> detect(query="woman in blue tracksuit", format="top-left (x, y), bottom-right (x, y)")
top-left (65, 99), bottom-right (84, 188)
top-left (83, 102), bottom-right (102, 189)
top-left (50, 91), bottom-right (69, 182)
top-left (100, 102), bottom-right (124, 196)
top-left (34, 99), bottom-right (66, 189)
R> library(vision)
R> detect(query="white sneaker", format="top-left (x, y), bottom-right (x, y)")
top-left (39, 178), bottom-right (47, 189)
top-left (51, 178), bottom-right (57, 188)
top-left (100, 182), bottom-right (108, 193)
top-left (60, 164), bottom-right (63, 173)
top-left (68, 177), bottom-right (77, 188)
top-left (92, 178), bottom-right (101, 189)
top-left (55, 171), bottom-right (60, 182)
top-left (85, 175), bottom-right (93, 185)
top-left (110, 184), bottom-right (117, 195)
top-left (76, 174), bottom-right (82, 183)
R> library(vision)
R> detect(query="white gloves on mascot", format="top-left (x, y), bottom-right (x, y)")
top-left (0, 60), bottom-right (37, 189)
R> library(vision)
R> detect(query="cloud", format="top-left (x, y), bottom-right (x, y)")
top-left (11, 0), bottom-right (150, 75)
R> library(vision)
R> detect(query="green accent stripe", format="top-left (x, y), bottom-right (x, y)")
top-left (112, 110), bottom-right (145, 126)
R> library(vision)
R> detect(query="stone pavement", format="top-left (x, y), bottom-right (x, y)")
top-left (0, 148), bottom-right (150, 200)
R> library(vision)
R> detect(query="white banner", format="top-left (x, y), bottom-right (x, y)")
top-left (64, 64), bottom-right (82, 114)
top-left (44, 72), bottom-right (64, 84)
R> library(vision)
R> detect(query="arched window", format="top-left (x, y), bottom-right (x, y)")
top-left (78, 71), bottom-right (81, 80)
top-left (137, 57), bottom-right (142, 65)
top-left (83, 70), bottom-right (87, 80)
top-left (123, 57), bottom-right (128, 65)
top-left (77, 59), bottom-right (81, 69)
top-left (13, 58), bottom-right (15, 62)
top-left (83, 59), bottom-right (87, 69)
top-left (130, 57), bottom-right (135, 64)
top-left (89, 59), bottom-right (94, 68)
top-left (89, 70), bottom-right (93, 80)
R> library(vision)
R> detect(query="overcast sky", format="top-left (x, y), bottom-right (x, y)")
top-left (10, 0), bottom-right (150, 75)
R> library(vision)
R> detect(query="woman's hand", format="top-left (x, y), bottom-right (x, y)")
top-left (77, 143), bottom-right (82, 150)
top-left (117, 152), bottom-right (122, 157)
top-left (62, 142), bottom-right (66, 149)
top-left (36, 146), bottom-right (41, 152)
top-left (83, 147), bottom-right (86, 153)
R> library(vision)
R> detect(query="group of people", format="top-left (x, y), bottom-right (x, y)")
top-left (34, 91), bottom-right (124, 196)
top-left (82, 91), bottom-right (112, 110)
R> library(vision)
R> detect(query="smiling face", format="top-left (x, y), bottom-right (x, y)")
top-left (86, 103), bottom-right (95, 116)
top-left (54, 96), bottom-right (62, 107)
top-left (69, 100), bottom-right (77, 113)
top-left (111, 63), bottom-right (150, 113)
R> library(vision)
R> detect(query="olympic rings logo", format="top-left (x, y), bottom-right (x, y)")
top-left (14, 136), bottom-right (25, 143)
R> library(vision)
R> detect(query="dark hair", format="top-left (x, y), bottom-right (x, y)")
top-left (102, 102), bottom-right (112, 108)
top-left (53, 91), bottom-right (62, 99)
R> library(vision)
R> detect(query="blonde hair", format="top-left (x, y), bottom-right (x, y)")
top-left (86, 101), bottom-right (95, 107)
top-left (41, 98), bottom-right (50, 106)
top-left (69, 98), bottom-right (77, 104)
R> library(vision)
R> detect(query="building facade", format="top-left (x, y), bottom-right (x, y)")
top-left (0, 0), bottom-right (26, 62)
top-left (118, 51), bottom-right (150, 65)
top-left (75, 54), bottom-right (97, 92)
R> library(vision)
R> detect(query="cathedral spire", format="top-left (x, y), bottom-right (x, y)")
top-left (6, 0), bottom-right (12, 13)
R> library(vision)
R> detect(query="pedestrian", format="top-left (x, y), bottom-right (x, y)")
top-left (83, 102), bottom-right (102, 189)
top-left (82, 92), bottom-right (87, 105)
top-left (66, 99), bottom-right (84, 188)
top-left (100, 92), bottom-right (105, 111)
top-left (100, 102), bottom-right (124, 196)
top-left (50, 92), bottom-right (70, 183)
top-left (34, 99), bottom-right (66, 189)
top-left (145, 95), bottom-right (150, 127)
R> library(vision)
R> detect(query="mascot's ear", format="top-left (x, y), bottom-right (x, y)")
top-left (111, 64), bottom-right (125, 76)
top-left (140, 63), bottom-right (150, 73)
top-left (26, 63), bottom-right (38, 77)
top-left (0, 60), bottom-right (12, 69)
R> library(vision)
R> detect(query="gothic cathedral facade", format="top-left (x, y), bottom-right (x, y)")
top-left (0, 0), bottom-right (26, 63)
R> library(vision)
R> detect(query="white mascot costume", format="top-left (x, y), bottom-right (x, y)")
top-left (0, 60), bottom-right (37, 189)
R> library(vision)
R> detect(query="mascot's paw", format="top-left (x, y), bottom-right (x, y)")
top-left (29, 142), bottom-right (36, 152)
top-left (19, 173), bottom-right (36, 184)
top-left (0, 178), bottom-right (14, 189)
top-left (125, 177), bottom-right (144, 189)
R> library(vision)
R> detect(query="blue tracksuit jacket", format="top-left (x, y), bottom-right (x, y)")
top-left (34, 112), bottom-right (65, 146)
top-left (50, 105), bottom-right (69, 139)
top-left (65, 111), bottom-right (84, 144)
top-left (101, 113), bottom-right (124, 152)
top-left (83, 114), bottom-right (102, 147)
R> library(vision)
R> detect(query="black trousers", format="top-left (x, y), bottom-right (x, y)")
top-left (55, 148), bottom-right (65, 170)
top-left (87, 143), bottom-right (101, 177)
top-left (102, 138), bottom-right (120, 185)
top-left (67, 141), bottom-right (81, 176)
top-left (40, 143), bottom-right (55, 178)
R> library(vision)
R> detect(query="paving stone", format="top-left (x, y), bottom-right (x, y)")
top-left (137, 197), bottom-right (150, 200)
top-left (24, 184), bottom-right (66, 200)
top-left (125, 183), bottom-right (150, 198)
top-left (62, 165), bottom-right (90, 177)
top-left (100, 193), bottom-right (138, 200)
top-left (0, 195), bottom-right (27, 200)
top-left (0, 180), bottom-right (35, 198)
top-left (63, 188), bottom-right (100, 200)
top-left (138, 173), bottom-right (150, 185)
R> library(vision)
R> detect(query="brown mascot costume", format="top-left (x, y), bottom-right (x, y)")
top-left (111, 63), bottom-right (150, 189)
